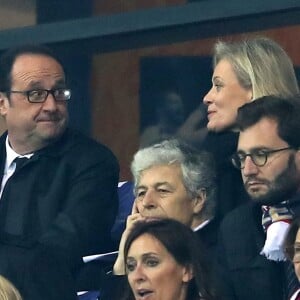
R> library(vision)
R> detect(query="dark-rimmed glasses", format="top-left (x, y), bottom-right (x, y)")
top-left (231, 146), bottom-right (294, 169)
top-left (7, 88), bottom-right (71, 103)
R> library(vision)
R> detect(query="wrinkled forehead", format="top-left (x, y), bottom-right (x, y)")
top-left (139, 163), bottom-right (183, 182)
top-left (12, 53), bottom-right (64, 76)
top-left (10, 54), bottom-right (65, 88)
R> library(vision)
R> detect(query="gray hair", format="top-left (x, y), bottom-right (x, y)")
top-left (214, 37), bottom-right (299, 99)
top-left (131, 139), bottom-right (217, 219)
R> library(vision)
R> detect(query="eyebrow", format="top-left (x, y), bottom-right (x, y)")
top-left (137, 182), bottom-right (173, 190)
top-left (212, 76), bottom-right (223, 82)
top-left (142, 252), bottom-right (158, 257)
top-left (237, 146), bottom-right (280, 153)
top-left (128, 252), bottom-right (159, 259)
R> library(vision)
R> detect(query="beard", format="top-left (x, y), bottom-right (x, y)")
top-left (244, 154), bottom-right (300, 205)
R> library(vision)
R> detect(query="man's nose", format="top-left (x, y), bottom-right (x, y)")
top-left (42, 92), bottom-right (58, 111)
top-left (142, 190), bottom-right (156, 208)
top-left (242, 156), bottom-right (259, 177)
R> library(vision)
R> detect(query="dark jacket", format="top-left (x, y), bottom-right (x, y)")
top-left (0, 128), bottom-right (119, 300)
top-left (215, 202), bottom-right (285, 300)
top-left (195, 218), bottom-right (219, 255)
top-left (200, 131), bottom-right (250, 221)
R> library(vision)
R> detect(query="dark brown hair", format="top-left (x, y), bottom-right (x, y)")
top-left (123, 218), bottom-right (217, 300)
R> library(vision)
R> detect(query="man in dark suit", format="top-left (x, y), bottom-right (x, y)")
top-left (0, 45), bottom-right (119, 300)
top-left (216, 95), bottom-right (300, 300)
top-left (97, 139), bottom-right (219, 300)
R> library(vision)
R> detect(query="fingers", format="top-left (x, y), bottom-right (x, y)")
top-left (126, 213), bottom-right (144, 228)
top-left (131, 199), bottom-right (139, 214)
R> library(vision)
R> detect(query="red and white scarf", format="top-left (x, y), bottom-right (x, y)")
top-left (261, 202), bottom-right (293, 261)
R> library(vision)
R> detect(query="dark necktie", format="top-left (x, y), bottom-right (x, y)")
top-left (14, 157), bottom-right (29, 171)
top-left (0, 157), bottom-right (30, 235)
top-left (284, 260), bottom-right (300, 299)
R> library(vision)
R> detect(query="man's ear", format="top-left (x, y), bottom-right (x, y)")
top-left (192, 188), bottom-right (206, 214)
top-left (182, 264), bottom-right (194, 283)
top-left (294, 149), bottom-right (300, 170)
top-left (0, 92), bottom-right (9, 117)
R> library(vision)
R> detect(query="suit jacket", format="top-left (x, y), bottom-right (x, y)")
top-left (215, 202), bottom-right (285, 300)
top-left (0, 128), bottom-right (119, 300)
top-left (195, 218), bottom-right (219, 255)
top-left (200, 131), bottom-right (250, 221)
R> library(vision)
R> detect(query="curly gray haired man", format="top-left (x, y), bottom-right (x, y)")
top-left (113, 139), bottom-right (218, 276)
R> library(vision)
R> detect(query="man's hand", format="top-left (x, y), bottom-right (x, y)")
top-left (113, 200), bottom-right (145, 275)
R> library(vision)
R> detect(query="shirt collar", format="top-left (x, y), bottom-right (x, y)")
top-left (193, 219), bottom-right (211, 232)
top-left (5, 136), bottom-right (33, 169)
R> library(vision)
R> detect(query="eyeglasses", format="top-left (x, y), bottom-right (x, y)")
top-left (7, 88), bottom-right (71, 103)
top-left (231, 146), bottom-right (294, 169)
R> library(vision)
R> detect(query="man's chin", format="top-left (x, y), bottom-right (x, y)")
top-left (41, 131), bottom-right (63, 143)
top-left (247, 190), bottom-right (261, 199)
top-left (40, 123), bottom-right (66, 139)
top-left (248, 192), bottom-right (283, 206)
top-left (140, 212), bottom-right (165, 220)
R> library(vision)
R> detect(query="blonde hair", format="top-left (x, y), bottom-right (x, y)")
top-left (214, 37), bottom-right (299, 99)
top-left (0, 276), bottom-right (22, 300)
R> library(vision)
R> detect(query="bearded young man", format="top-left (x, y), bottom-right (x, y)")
top-left (216, 95), bottom-right (300, 300)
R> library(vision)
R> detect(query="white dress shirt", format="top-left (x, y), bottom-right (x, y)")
top-left (0, 137), bottom-right (33, 198)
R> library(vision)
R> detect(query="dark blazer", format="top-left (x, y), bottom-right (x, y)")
top-left (215, 202), bottom-right (285, 300)
top-left (0, 128), bottom-right (119, 300)
top-left (195, 218), bottom-right (219, 255)
top-left (200, 131), bottom-right (250, 221)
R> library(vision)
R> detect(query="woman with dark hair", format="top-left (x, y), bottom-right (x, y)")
top-left (285, 218), bottom-right (300, 267)
top-left (123, 218), bottom-right (216, 300)
top-left (285, 218), bottom-right (300, 300)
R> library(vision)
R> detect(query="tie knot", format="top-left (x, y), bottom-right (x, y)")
top-left (14, 157), bottom-right (29, 171)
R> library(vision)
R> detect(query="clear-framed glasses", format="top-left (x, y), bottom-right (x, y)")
top-left (231, 146), bottom-right (294, 169)
top-left (7, 88), bottom-right (71, 103)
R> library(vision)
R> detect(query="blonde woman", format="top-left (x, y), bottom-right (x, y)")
top-left (204, 37), bottom-right (299, 132)
top-left (190, 36), bottom-right (300, 219)
top-left (0, 276), bottom-right (22, 300)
